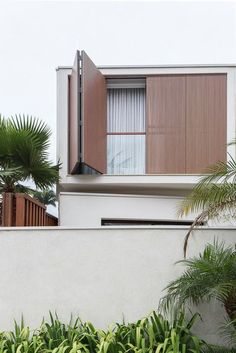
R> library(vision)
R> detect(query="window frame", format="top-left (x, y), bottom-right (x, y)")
top-left (106, 79), bottom-right (146, 175)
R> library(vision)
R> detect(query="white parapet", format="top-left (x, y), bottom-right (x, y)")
top-left (0, 226), bottom-right (235, 345)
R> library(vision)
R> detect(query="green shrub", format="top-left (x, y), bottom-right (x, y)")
top-left (0, 311), bottom-right (205, 353)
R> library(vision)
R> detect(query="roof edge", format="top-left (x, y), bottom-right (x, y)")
top-left (56, 63), bottom-right (236, 71)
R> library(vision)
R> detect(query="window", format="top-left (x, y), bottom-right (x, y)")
top-left (101, 219), bottom-right (199, 226)
top-left (107, 86), bottom-right (146, 175)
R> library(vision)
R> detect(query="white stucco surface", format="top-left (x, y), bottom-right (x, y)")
top-left (59, 192), bottom-right (196, 227)
top-left (0, 226), bottom-right (235, 345)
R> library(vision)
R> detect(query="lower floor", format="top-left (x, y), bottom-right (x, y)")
top-left (59, 192), bottom-right (197, 227)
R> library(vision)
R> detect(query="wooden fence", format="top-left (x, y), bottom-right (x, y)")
top-left (0, 193), bottom-right (58, 227)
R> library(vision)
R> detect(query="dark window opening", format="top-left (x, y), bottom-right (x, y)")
top-left (101, 218), bottom-right (203, 226)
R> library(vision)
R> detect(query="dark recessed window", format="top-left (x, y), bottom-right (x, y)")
top-left (101, 219), bottom-right (201, 226)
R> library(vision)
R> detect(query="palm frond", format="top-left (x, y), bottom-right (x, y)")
top-left (180, 183), bottom-right (236, 217)
top-left (0, 115), bottom-right (59, 192)
top-left (202, 345), bottom-right (236, 353)
top-left (0, 166), bottom-right (24, 177)
top-left (9, 115), bottom-right (51, 155)
top-left (29, 162), bottom-right (60, 189)
top-left (181, 185), bottom-right (236, 256)
top-left (199, 156), bottom-right (236, 185)
top-left (32, 189), bottom-right (57, 206)
top-left (220, 316), bottom-right (236, 346)
top-left (161, 241), bottom-right (236, 318)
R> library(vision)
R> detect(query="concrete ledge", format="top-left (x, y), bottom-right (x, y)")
top-left (1, 225), bottom-right (236, 231)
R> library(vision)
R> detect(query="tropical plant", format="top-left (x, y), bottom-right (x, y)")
top-left (202, 345), bottom-right (236, 353)
top-left (38, 310), bottom-right (204, 353)
top-left (160, 241), bottom-right (236, 346)
top-left (32, 189), bottom-right (57, 206)
top-left (0, 311), bottom-right (205, 353)
top-left (0, 114), bottom-right (59, 193)
top-left (179, 156), bottom-right (236, 255)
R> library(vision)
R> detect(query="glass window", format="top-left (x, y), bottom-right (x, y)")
top-left (107, 135), bottom-right (145, 175)
top-left (107, 88), bottom-right (146, 175)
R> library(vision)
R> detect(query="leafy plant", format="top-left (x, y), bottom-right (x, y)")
top-left (160, 241), bottom-right (236, 347)
top-left (31, 189), bottom-right (57, 206)
top-left (0, 311), bottom-right (205, 353)
top-left (178, 156), bottom-right (236, 255)
top-left (0, 114), bottom-right (60, 193)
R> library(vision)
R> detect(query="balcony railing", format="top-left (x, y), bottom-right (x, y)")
top-left (0, 193), bottom-right (58, 227)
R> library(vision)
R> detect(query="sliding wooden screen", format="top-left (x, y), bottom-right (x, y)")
top-left (186, 74), bottom-right (227, 173)
top-left (146, 74), bottom-right (227, 174)
top-left (69, 51), bottom-right (80, 174)
top-left (146, 75), bottom-right (186, 173)
top-left (81, 51), bottom-right (107, 173)
top-left (68, 51), bottom-right (107, 174)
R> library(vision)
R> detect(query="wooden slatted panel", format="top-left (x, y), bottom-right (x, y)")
top-left (69, 51), bottom-right (80, 174)
top-left (186, 74), bottom-right (227, 173)
top-left (43, 212), bottom-right (46, 226)
top-left (25, 200), bottom-right (29, 226)
top-left (39, 208), bottom-right (42, 225)
top-left (146, 75), bottom-right (186, 174)
top-left (42, 209), bottom-right (45, 225)
top-left (81, 51), bottom-right (107, 173)
top-left (45, 214), bottom-right (58, 226)
top-left (2, 193), bottom-right (14, 226)
top-left (29, 202), bottom-right (33, 226)
top-left (15, 195), bottom-right (25, 226)
top-left (1, 193), bottom-right (49, 227)
top-left (35, 204), bottom-right (38, 225)
top-left (33, 203), bottom-right (36, 225)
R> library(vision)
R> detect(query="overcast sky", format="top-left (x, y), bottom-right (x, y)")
top-left (0, 0), bottom-right (236, 162)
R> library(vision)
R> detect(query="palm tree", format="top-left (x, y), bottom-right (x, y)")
top-left (179, 156), bottom-right (236, 255)
top-left (0, 115), bottom-right (59, 193)
top-left (161, 241), bottom-right (236, 343)
top-left (32, 189), bottom-right (57, 206)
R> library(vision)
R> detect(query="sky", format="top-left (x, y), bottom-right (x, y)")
top-left (0, 1), bottom-right (236, 163)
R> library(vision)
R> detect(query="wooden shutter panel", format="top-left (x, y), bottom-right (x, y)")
top-left (68, 51), bottom-right (107, 174)
top-left (186, 74), bottom-right (227, 173)
top-left (81, 51), bottom-right (107, 174)
top-left (68, 51), bottom-right (80, 174)
top-left (146, 75), bottom-right (186, 174)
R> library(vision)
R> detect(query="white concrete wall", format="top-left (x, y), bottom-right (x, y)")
top-left (59, 192), bottom-right (197, 227)
top-left (0, 226), bottom-right (235, 345)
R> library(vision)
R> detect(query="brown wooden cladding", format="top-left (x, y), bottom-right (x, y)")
top-left (146, 74), bottom-right (227, 174)
top-left (0, 193), bottom-right (58, 227)
top-left (186, 74), bottom-right (227, 173)
top-left (81, 51), bottom-right (107, 173)
top-left (146, 75), bottom-right (186, 173)
top-left (69, 51), bottom-right (80, 174)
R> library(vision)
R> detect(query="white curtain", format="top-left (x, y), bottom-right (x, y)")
top-left (107, 88), bottom-right (145, 132)
top-left (107, 88), bottom-right (145, 175)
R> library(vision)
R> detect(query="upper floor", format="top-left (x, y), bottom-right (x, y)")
top-left (57, 51), bottom-right (236, 194)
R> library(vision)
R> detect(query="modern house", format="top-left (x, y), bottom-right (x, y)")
top-left (0, 52), bottom-right (235, 342)
top-left (57, 51), bottom-right (236, 227)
